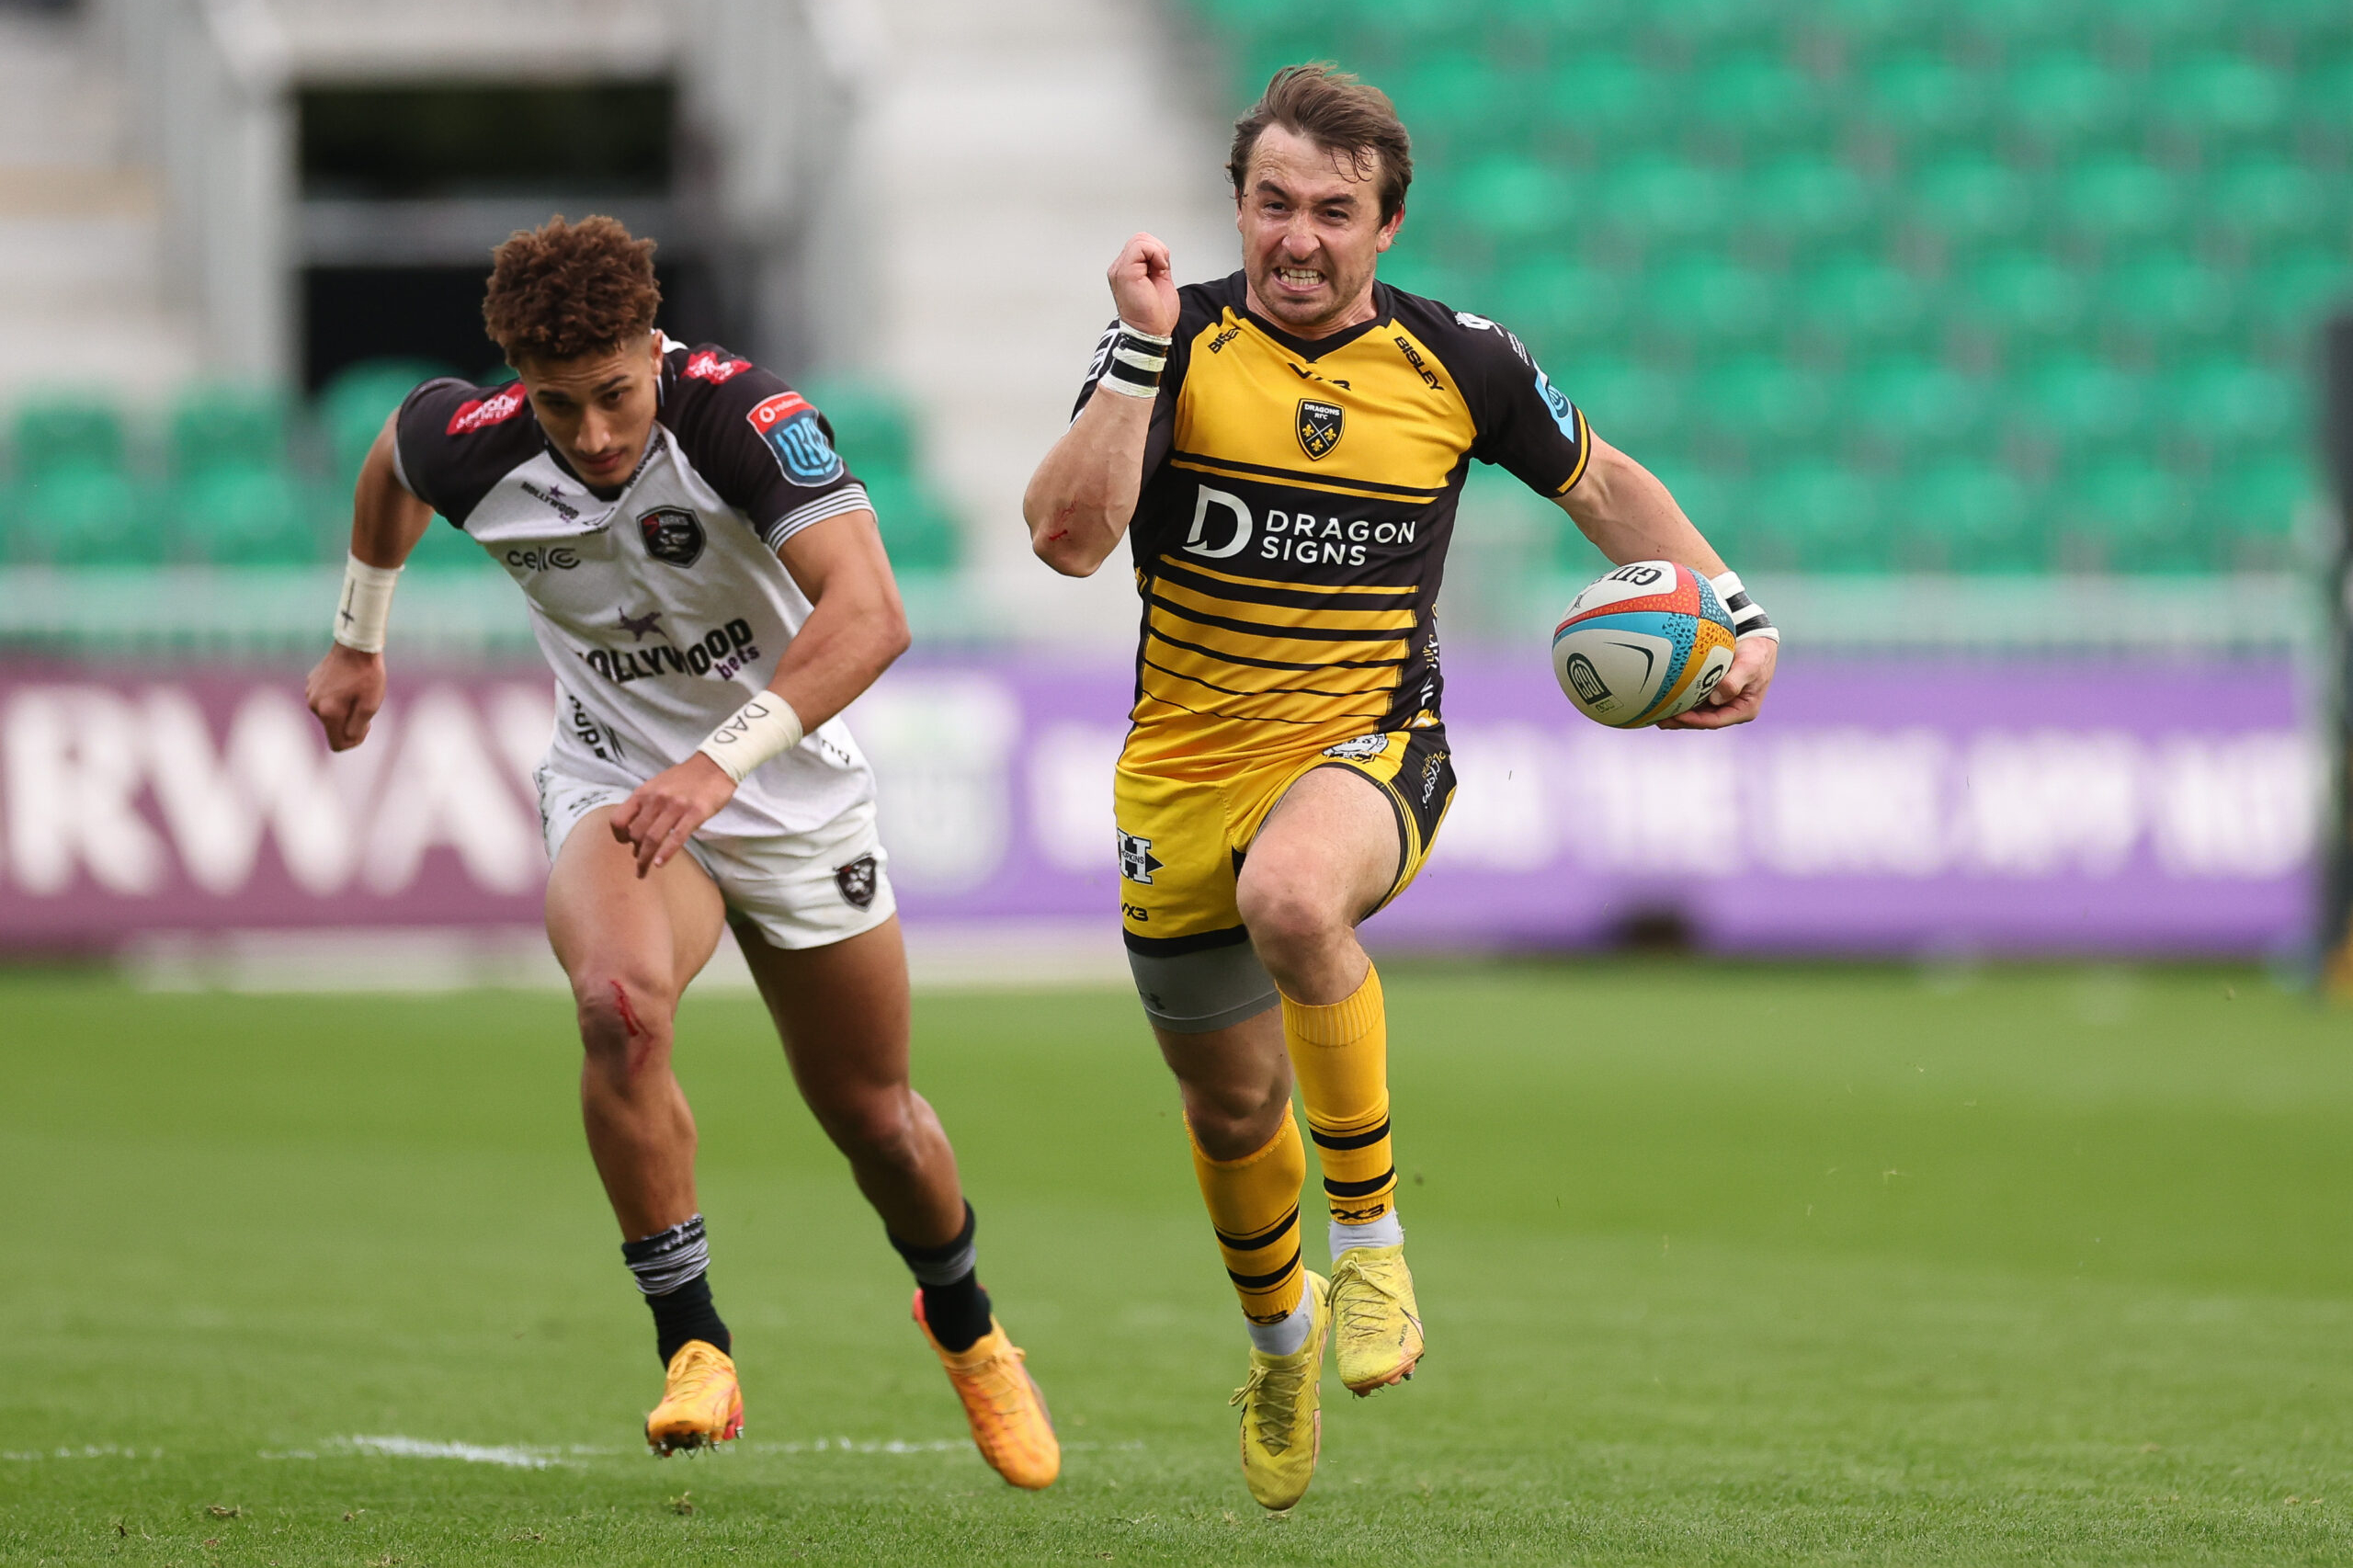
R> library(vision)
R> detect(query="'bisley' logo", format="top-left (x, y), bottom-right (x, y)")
top-left (447, 383), bottom-right (527, 435)
top-left (1296, 398), bottom-right (1345, 460)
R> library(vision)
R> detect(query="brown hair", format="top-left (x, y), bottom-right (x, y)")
top-left (1227, 63), bottom-right (1414, 223)
top-left (483, 214), bottom-right (662, 364)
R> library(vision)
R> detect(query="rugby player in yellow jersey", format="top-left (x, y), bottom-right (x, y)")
top-left (1023, 65), bottom-right (1780, 1509)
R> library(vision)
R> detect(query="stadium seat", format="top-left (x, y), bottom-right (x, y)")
top-left (1759, 460), bottom-right (1886, 571)
top-left (1639, 254), bottom-right (1778, 347)
top-left (2106, 0), bottom-right (2233, 50)
top-left (2052, 156), bottom-right (2183, 248)
top-left (2015, 355), bottom-right (2150, 451)
top-left (799, 378), bottom-right (918, 477)
top-left (1454, 153), bottom-right (1578, 244)
top-left (1741, 155), bottom-right (1877, 254)
top-left (1639, 0), bottom-right (1776, 52)
top-left (1692, 51), bottom-right (1830, 150)
top-left (2101, 251), bottom-right (2235, 349)
top-left (1949, 0), bottom-right (2095, 48)
top-left (1592, 154), bottom-right (1730, 248)
top-left (2204, 154), bottom-right (2330, 248)
top-left (2164, 358), bottom-right (2300, 454)
top-left (2244, 248), bottom-right (2353, 353)
top-left (2153, 52), bottom-right (2291, 145)
top-left (13, 465), bottom-right (153, 565)
top-left (859, 468), bottom-right (961, 576)
top-left (319, 358), bottom-right (455, 490)
top-left (1864, 53), bottom-right (1992, 149)
top-left (2294, 51), bottom-right (2353, 134)
top-left (1490, 256), bottom-right (1630, 356)
top-left (171, 465), bottom-right (318, 566)
top-left (2061, 459), bottom-right (2202, 573)
top-left (2211, 451), bottom-right (2309, 572)
top-left (1539, 51), bottom-right (1665, 152)
top-left (1959, 250), bottom-right (2090, 348)
top-left (1899, 461), bottom-right (2036, 572)
top-left (1790, 253), bottom-right (1928, 353)
top-left (11, 393), bottom-right (126, 482)
top-left (1391, 54), bottom-right (1529, 154)
top-left (1847, 357), bottom-right (1994, 450)
top-left (1905, 154), bottom-right (2035, 251)
top-left (1810, 0), bottom-right (1939, 53)
top-left (168, 382), bottom-right (287, 479)
top-left (2000, 50), bottom-right (2133, 152)
top-left (1566, 355), bottom-right (1683, 451)
top-left (1696, 355), bottom-right (1834, 450)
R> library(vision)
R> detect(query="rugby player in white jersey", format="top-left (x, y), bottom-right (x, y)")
top-left (303, 215), bottom-right (1057, 1486)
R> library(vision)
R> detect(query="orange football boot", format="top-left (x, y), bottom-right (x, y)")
top-left (644, 1339), bottom-right (744, 1455)
top-left (913, 1291), bottom-right (1060, 1489)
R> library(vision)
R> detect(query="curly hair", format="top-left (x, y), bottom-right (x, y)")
top-left (1228, 63), bottom-right (1413, 224)
top-left (482, 214), bottom-right (662, 364)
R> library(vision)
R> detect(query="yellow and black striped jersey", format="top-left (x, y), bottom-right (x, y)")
top-left (1074, 271), bottom-right (1591, 775)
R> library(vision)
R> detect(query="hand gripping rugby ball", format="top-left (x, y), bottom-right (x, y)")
top-left (1552, 561), bottom-right (1738, 727)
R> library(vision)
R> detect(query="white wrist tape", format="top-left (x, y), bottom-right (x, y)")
top-left (333, 554), bottom-right (402, 653)
top-left (1709, 570), bottom-right (1779, 642)
top-left (695, 694), bottom-right (805, 784)
top-left (1099, 322), bottom-right (1173, 399)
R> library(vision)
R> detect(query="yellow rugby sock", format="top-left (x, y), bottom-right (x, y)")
top-left (1282, 964), bottom-right (1398, 1231)
top-left (1189, 1110), bottom-right (1307, 1324)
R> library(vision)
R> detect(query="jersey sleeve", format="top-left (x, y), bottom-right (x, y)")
top-left (1450, 314), bottom-right (1594, 498)
top-left (392, 376), bottom-right (534, 528)
top-left (663, 350), bottom-right (871, 553)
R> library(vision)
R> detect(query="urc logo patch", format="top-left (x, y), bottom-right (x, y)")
top-left (747, 392), bottom-right (847, 486)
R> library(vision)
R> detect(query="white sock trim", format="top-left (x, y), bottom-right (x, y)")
top-left (1245, 1295), bottom-right (1315, 1358)
top-left (1331, 1211), bottom-right (1404, 1256)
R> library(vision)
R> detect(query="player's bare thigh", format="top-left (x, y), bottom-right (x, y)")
top-left (734, 914), bottom-right (914, 1096)
top-left (1235, 764), bottom-right (1401, 994)
top-left (545, 804), bottom-right (729, 1016)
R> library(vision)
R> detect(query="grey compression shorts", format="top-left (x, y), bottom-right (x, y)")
top-left (1129, 938), bottom-right (1280, 1034)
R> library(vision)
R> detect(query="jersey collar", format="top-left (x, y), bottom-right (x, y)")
top-left (1233, 272), bottom-right (1392, 362)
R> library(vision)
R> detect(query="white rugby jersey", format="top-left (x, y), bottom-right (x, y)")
top-left (392, 336), bottom-right (879, 836)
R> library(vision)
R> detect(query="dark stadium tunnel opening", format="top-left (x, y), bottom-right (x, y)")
top-left (298, 82), bottom-right (675, 199)
top-left (303, 261), bottom-right (727, 392)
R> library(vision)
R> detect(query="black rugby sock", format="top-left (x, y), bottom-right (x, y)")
top-left (892, 1201), bottom-right (994, 1353)
top-left (623, 1215), bottom-right (733, 1366)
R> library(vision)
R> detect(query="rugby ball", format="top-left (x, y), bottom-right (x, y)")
top-left (1552, 561), bottom-right (1737, 727)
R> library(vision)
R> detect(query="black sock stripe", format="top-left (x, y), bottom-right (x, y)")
top-left (1324, 1169), bottom-right (1396, 1199)
top-left (1226, 1248), bottom-right (1302, 1292)
top-left (1309, 1119), bottom-right (1391, 1152)
top-left (1213, 1207), bottom-right (1300, 1252)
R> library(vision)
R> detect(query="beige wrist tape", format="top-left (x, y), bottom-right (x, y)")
top-left (1708, 569), bottom-right (1779, 643)
top-left (695, 694), bottom-right (805, 783)
top-left (333, 554), bottom-right (403, 653)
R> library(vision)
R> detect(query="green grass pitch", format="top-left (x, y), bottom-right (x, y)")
top-left (4, 959), bottom-right (2353, 1565)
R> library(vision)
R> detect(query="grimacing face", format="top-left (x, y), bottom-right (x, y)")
top-left (1234, 123), bottom-right (1404, 337)
top-left (514, 332), bottom-right (665, 490)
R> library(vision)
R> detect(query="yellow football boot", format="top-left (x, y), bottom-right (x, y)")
top-left (644, 1339), bottom-right (743, 1455)
top-left (914, 1292), bottom-right (1060, 1490)
top-left (1231, 1269), bottom-right (1329, 1511)
top-left (1329, 1244), bottom-right (1424, 1395)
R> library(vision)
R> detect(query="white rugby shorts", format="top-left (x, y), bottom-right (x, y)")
top-left (535, 765), bottom-right (896, 950)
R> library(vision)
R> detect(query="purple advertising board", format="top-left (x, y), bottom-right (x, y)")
top-left (0, 654), bottom-right (2317, 958)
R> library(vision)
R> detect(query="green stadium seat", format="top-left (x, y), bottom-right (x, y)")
top-left (171, 466), bottom-right (317, 566)
top-left (1640, 254), bottom-right (1778, 346)
top-left (1959, 250), bottom-right (2090, 347)
top-left (1864, 53), bottom-right (1992, 149)
top-left (1539, 52), bottom-right (1665, 152)
top-left (1567, 355), bottom-right (1682, 450)
top-left (168, 382), bottom-right (288, 479)
top-left (2015, 355), bottom-right (2149, 449)
top-left (797, 378), bottom-right (917, 476)
top-left (1377, 250), bottom-right (1478, 309)
top-left (860, 468), bottom-right (961, 576)
top-left (1692, 52), bottom-right (1829, 149)
top-left (14, 465), bottom-right (153, 565)
top-left (1696, 355), bottom-right (1834, 449)
top-left (2294, 51), bottom-right (2353, 131)
top-left (1751, 460), bottom-right (1883, 571)
top-left (2211, 452), bottom-right (2309, 571)
top-left (1455, 153), bottom-right (1577, 244)
top-left (1812, 0), bottom-right (1940, 53)
top-left (1899, 461), bottom-right (2036, 572)
top-left (1950, 0), bottom-right (2094, 48)
top-left (1494, 0), bottom-right (1626, 50)
top-left (2108, 0), bottom-right (2233, 50)
top-left (2245, 248), bottom-right (2353, 351)
top-left (1639, 0), bottom-right (1775, 51)
top-left (2101, 251), bottom-right (2235, 347)
top-left (2153, 52), bottom-right (2290, 144)
top-left (1791, 253), bottom-right (1928, 352)
top-left (319, 358), bottom-right (452, 460)
top-left (1594, 154), bottom-right (1730, 246)
top-left (1391, 53), bottom-right (1529, 151)
top-left (1490, 256), bottom-right (1629, 356)
top-left (1634, 461), bottom-right (1727, 566)
top-left (2060, 459), bottom-right (2202, 573)
top-left (1741, 155), bottom-right (1876, 252)
top-left (1847, 357), bottom-right (1995, 450)
top-left (2204, 154), bottom-right (2330, 247)
top-left (2165, 358), bottom-right (2300, 452)
top-left (1905, 154), bottom-right (2034, 251)
top-left (2001, 50), bottom-right (2132, 151)
top-left (2053, 155), bottom-right (2183, 248)
top-left (12, 393), bottom-right (126, 482)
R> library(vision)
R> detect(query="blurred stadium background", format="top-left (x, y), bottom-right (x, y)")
top-left (0, 0), bottom-right (2344, 978)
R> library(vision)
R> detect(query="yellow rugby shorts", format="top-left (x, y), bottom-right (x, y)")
top-left (1113, 726), bottom-right (1457, 969)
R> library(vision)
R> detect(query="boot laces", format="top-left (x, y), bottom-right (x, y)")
top-left (1229, 1358), bottom-right (1312, 1455)
top-left (1329, 1252), bottom-right (1407, 1340)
